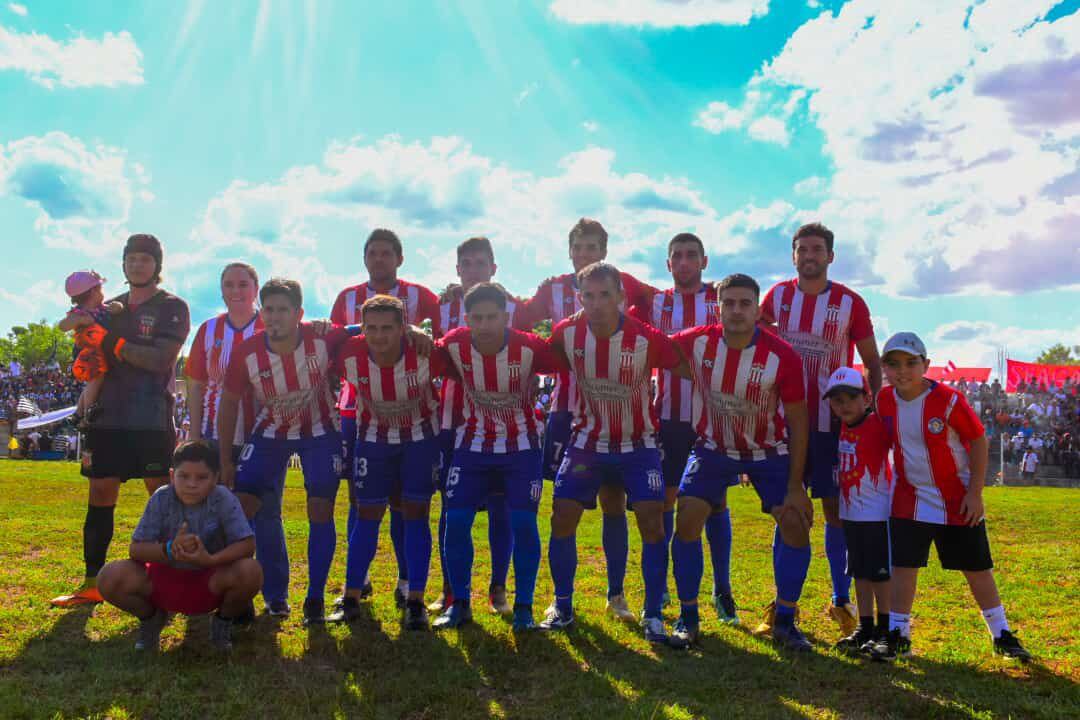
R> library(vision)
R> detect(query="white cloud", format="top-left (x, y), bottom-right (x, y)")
top-left (706, 0), bottom-right (1080, 297)
top-left (181, 134), bottom-right (745, 308)
top-left (927, 319), bottom-right (1080, 369)
top-left (793, 175), bottom-right (827, 195)
top-left (0, 131), bottom-right (150, 255)
top-left (583, 120), bottom-right (599, 133)
top-left (7, 3), bottom-right (27, 17)
top-left (0, 23), bottom-right (143, 88)
top-left (516, 82), bottom-right (538, 106)
top-left (550, 0), bottom-right (770, 28)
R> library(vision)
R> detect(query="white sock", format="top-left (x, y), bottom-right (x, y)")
top-left (889, 611), bottom-right (911, 638)
top-left (982, 605), bottom-right (1010, 639)
top-left (397, 578), bottom-right (410, 593)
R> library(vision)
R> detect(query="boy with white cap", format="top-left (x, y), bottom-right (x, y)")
top-left (824, 366), bottom-right (893, 657)
top-left (873, 332), bottom-right (1030, 662)
top-left (58, 271), bottom-right (123, 424)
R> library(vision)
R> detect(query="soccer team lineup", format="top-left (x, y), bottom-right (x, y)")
top-left (51, 219), bottom-right (1033, 663)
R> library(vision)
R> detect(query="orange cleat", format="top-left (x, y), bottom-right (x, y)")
top-left (50, 584), bottom-right (104, 608)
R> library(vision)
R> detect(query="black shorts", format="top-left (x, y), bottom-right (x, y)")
top-left (843, 520), bottom-right (891, 581)
top-left (890, 517), bottom-right (993, 572)
top-left (80, 429), bottom-right (176, 481)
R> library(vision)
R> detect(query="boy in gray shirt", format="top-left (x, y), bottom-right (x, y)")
top-left (97, 440), bottom-right (262, 651)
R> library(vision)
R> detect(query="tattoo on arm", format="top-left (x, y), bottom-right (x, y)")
top-left (119, 339), bottom-right (183, 372)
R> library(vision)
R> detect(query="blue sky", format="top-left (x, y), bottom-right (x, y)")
top-left (2, 0), bottom-right (1079, 371)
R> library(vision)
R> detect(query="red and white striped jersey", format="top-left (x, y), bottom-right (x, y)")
top-left (877, 382), bottom-right (985, 526)
top-left (224, 324), bottom-right (348, 440)
top-left (330, 279), bottom-right (439, 417)
top-left (635, 284), bottom-right (720, 423)
top-left (525, 271), bottom-right (657, 416)
top-left (440, 327), bottom-right (561, 453)
top-left (837, 412), bottom-right (893, 522)
top-left (674, 326), bottom-right (805, 461)
top-left (551, 313), bottom-right (679, 454)
top-left (335, 338), bottom-right (444, 444)
top-left (185, 313), bottom-right (263, 445)
top-left (760, 280), bottom-right (873, 433)
top-left (433, 287), bottom-right (529, 433)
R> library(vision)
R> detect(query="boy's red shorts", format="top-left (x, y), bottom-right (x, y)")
top-left (146, 562), bottom-right (222, 615)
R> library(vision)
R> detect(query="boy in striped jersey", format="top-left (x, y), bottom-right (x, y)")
top-left (668, 274), bottom-right (813, 650)
top-left (186, 262), bottom-right (291, 619)
top-left (632, 233), bottom-right (735, 621)
top-left (218, 278), bottom-right (349, 625)
top-left (759, 223), bottom-right (882, 637)
top-left (435, 283), bottom-right (561, 631)
top-left (330, 229), bottom-right (440, 608)
top-left (524, 218), bottom-right (659, 621)
top-left (540, 262), bottom-right (683, 644)
top-left (430, 237), bottom-right (531, 616)
top-left (873, 333), bottom-right (1030, 662)
top-left (330, 295), bottom-right (444, 630)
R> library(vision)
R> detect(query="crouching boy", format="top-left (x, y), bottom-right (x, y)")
top-left (97, 440), bottom-right (262, 652)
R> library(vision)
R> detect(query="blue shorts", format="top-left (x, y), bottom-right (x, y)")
top-left (805, 430), bottom-right (840, 499)
top-left (235, 432), bottom-right (342, 500)
top-left (554, 446), bottom-right (664, 509)
top-left (339, 415), bottom-right (357, 481)
top-left (444, 449), bottom-right (543, 512)
top-left (352, 436), bottom-right (440, 506)
top-left (542, 411), bottom-right (572, 481)
top-left (659, 420), bottom-right (697, 489)
top-left (679, 447), bottom-right (789, 514)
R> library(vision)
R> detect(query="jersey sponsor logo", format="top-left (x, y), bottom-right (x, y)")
top-left (470, 390), bottom-right (519, 410)
top-left (578, 377), bottom-right (632, 401)
top-left (927, 417), bottom-right (945, 434)
top-left (780, 330), bottom-right (832, 359)
top-left (372, 398), bottom-right (422, 418)
top-left (707, 391), bottom-right (756, 416)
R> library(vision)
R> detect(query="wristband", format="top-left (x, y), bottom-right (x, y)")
top-left (100, 331), bottom-right (124, 360)
top-left (165, 539), bottom-right (173, 561)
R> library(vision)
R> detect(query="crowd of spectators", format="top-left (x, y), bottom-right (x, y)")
top-left (0, 363), bottom-right (82, 417)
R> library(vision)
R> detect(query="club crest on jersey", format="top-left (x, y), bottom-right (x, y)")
top-left (647, 469), bottom-right (662, 492)
top-left (927, 417), bottom-right (945, 434)
top-left (825, 304), bottom-right (842, 324)
top-left (620, 350), bottom-right (635, 368)
top-left (508, 361), bottom-right (521, 379)
top-left (747, 362), bottom-right (767, 386)
top-left (137, 313), bottom-right (156, 338)
top-left (306, 354), bottom-right (320, 372)
top-left (405, 371), bottom-right (419, 389)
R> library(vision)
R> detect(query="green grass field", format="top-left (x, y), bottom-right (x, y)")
top-left (0, 460), bottom-right (1077, 719)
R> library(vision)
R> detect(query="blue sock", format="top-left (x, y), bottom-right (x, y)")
top-left (346, 502), bottom-right (358, 545)
top-left (549, 534), bottom-right (577, 615)
top-left (671, 537), bottom-right (703, 625)
top-left (253, 481), bottom-right (289, 604)
top-left (825, 523), bottom-right (851, 605)
top-left (404, 517), bottom-right (432, 596)
top-left (771, 525), bottom-right (781, 579)
top-left (641, 540), bottom-right (668, 619)
top-left (775, 539), bottom-right (812, 611)
top-left (775, 602), bottom-right (796, 629)
top-left (437, 504), bottom-right (450, 595)
top-left (602, 513), bottom-right (628, 598)
top-left (306, 520), bottom-right (336, 601)
top-left (705, 509), bottom-right (732, 597)
top-left (346, 516), bottom-right (381, 591)
top-left (663, 509), bottom-right (675, 584)
top-left (487, 494), bottom-right (513, 590)
top-left (390, 509), bottom-right (407, 581)
top-left (444, 509), bottom-right (476, 601)
top-left (510, 510), bottom-right (541, 608)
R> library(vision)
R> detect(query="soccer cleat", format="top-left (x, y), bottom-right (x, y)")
top-left (606, 594), bottom-right (636, 622)
top-left (512, 604), bottom-right (537, 632)
top-left (393, 581), bottom-right (409, 609)
top-left (993, 630), bottom-right (1032, 663)
top-left (828, 601), bottom-right (859, 637)
top-left (302, 598), bottom-right (327, 626)
top-left (538, 605), bottom-right (575, 632)
top-left (232, 601), bottom-right (256, 629)
top-left (835, 626), bottom-right (876, 656)
top-left (266, 600), bottom-right (291, 618)
top-left (489, 586), bottom-right (512, 615)
top-left (642, 616), bottom-right (669, 645)
top-left (668, 618), bottom-right (699, 649)
top-left (713, 594), bottom-right (739, 624)
top-left (327, 596), bottom-right (363, 624)
top-left (359, 581), bottom-right (374, 600)
top-left (754, 600), bottom-right (799, 635)
top-left (210, 612), bottom-right (234, 652)
top-left (403, 600), bottom-right (430, 631)
top-left (772, 622), bottom-right (813, 652)
top-left (870, 628), bottom-right (911, 662)
top-left (134, 609), bottom-right (168, 652)
top-left (50, 584), bottom-right (104, 608)
top-left (427, 592), bottom-right (453, 613)
top-left (432, 599), bottom-right (473, 630)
